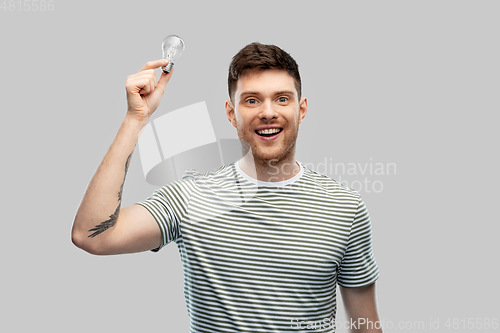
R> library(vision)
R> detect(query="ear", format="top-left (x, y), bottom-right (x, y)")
top-left (225, 100), bottom-right (238, 128)
top-left (298, 97), bottom-right (308, 124)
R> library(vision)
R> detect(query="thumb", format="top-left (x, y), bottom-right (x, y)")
top-left (155, 66), bottom-right (174, 96)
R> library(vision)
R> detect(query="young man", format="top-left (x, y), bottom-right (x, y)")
top-left (72, 42), bottom-right (382, 332)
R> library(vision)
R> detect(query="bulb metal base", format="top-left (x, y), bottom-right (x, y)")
top-left (162, 62), bottom-right (174, 74)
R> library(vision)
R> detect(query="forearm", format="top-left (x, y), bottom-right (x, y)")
top-left (72, 115), bottom-right (147, 252)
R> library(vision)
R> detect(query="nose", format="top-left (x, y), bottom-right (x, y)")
top-left (258, 99), bottom-right (278, 120)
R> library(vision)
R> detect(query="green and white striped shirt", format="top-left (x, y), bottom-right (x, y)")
top-left (136, 161), bottom-right (379, 333)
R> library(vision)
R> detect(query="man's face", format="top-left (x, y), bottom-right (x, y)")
top-left (225, 69), bottom-right (307, 165)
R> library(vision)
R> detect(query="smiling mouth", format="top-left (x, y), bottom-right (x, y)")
top-left (255, 128), bottom-right (283, 137)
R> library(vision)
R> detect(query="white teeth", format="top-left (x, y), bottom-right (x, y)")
top-left (257, 128), bottom-right (281, 135)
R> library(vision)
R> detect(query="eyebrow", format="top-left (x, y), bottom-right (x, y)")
top-left (240, 91), bottom-right (260, 97)
top-left (274, 90), bottom-right (295, 96)
top-left (240, 90), bottom-right (296, 98)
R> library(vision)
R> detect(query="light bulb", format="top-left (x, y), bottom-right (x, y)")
top-left (161, 35), bottom-right (185, 74)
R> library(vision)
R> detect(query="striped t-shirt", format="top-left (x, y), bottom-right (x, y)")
top-left (135, 160), bottom-right (379, 333)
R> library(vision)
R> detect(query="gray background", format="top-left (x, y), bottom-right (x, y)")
top-left (1, 1), bottom-right (498, 332)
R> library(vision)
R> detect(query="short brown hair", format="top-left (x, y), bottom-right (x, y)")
top-left (228, 42), bottom-right (301, 102)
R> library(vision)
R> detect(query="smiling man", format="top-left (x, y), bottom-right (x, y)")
top-left (226, 67), bottom-right (307, 182)
top-left (72, 42), bottom-right (382, 332)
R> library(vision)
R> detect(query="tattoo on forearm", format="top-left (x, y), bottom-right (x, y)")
top-left (88, 153), bottom-right (132, 238)
top-left (88, 204), bottom-right (120, 238)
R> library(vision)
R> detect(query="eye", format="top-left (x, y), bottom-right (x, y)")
top-left (246, 98), bottom-right (258, 105)
top-left (277, 96), bottom-right (289, 103)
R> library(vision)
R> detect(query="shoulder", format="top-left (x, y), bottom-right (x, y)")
top-left (299, 162), bottom-right (361, 201)
top-left (181, 162), bottom-right (238, 187)
top-left (298, 162), bottom-right (363, 214)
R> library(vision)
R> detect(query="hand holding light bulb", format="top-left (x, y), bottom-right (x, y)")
top-left (125, 59), bottom-right (173, 122)
top-left (124, 35), bottom-right (185, 123)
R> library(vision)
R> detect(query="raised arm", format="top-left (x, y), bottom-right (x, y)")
top-left (72, 60), bottom-right (172, 255)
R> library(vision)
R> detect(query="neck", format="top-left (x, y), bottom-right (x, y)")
top-left (239, 151), bottom-right (300, 182)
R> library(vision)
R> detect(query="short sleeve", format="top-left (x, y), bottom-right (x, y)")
top-left (135, 178), bottom-right (194, 252)
top-left (338, 196), bottom-right (380, 288)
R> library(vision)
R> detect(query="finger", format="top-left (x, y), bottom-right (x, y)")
top-left (126, 76), bottom-right (144, 94)
top-left (140, 59), bottom-right (169, 71)
top-left (129, 69), bottom-right (157, 91)
top-left (133, 69), bottom-right (155, 81)
top-left (136, 71), bottom-right (157, 94)
top-left (127, 70), bottom-right (153, 85)
top-left (149, 70), bottom-right (157, 92)
top-left (154, 66), bottom-right (174, 96)
top-left (138, 78), bottom-right (154, 95)
top-left (126, 76), bottom-right (149, 94)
